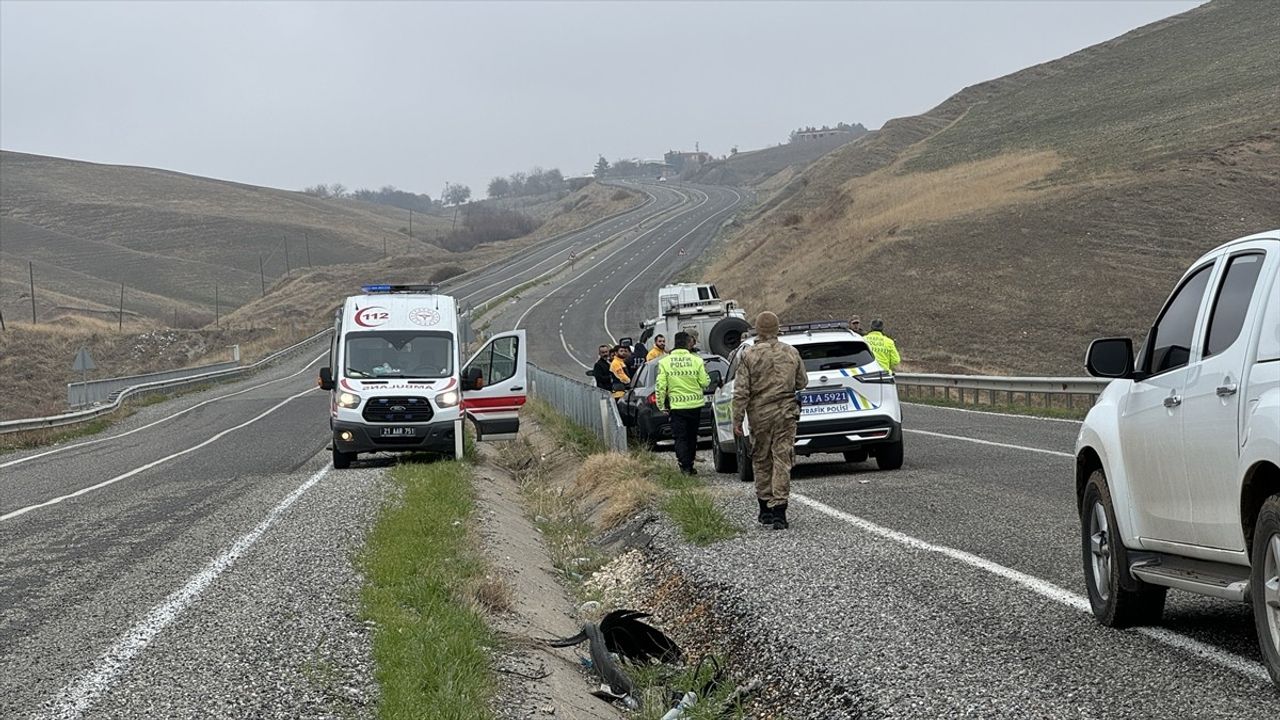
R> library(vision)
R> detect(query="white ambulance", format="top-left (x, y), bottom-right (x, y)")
top-left (318, 284), bottom-right (528, 467)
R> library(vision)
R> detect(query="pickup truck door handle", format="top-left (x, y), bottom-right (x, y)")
top-left (1163, 394), bottom-right (1182, 408)
top-left (1216, 384), bottom-right (1238, 397)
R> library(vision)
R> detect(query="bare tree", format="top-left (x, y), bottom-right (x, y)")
top-left (329, 183), bottom-right (348, 199)
top-left (488, 176), bottom-right (511, 199)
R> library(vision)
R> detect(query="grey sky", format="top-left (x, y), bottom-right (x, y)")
top-left (1, 0), bottom-right (1201, 198)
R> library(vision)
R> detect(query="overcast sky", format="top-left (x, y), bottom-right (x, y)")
top-left (1, 0), bottom-right (1202, 198)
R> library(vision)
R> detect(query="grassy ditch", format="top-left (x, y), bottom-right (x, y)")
top-left (0, 416), bottom-right (118, 455)
top-left (360, 459), bottom-right (506, 720)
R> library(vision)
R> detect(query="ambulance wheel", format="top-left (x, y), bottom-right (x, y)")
top-left (333, 447), bottom-right (355, 469)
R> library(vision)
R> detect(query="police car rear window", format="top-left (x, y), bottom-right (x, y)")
top-left (797, 341), bottom-right (876, 372)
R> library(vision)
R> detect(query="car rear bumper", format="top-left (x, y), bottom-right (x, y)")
top-left (794, 416), bottom-right (901, 455)
top-left (637, 407), bottom-right (715, 443)
top-left (331, 418), bottom-right (457, 455)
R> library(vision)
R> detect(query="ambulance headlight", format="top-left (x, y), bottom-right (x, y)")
top-left (435, 390), bottom-right (460, 408)
top-left (337, 392), bottom-right (361, 408)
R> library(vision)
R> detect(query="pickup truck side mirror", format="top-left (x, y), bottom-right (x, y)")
top-left (462, 367), bottom-right (485, 391)
top-left (318, 367), bottom-right (335, 391)
top-left (706, 369), bottom-right (723, 392)
top-left (1085, 338), bottom-right (1134, 379)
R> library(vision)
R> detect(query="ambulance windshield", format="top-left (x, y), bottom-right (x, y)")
top-left (344, 331), bottom-right (454, 379)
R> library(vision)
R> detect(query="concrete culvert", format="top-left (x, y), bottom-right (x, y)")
top-left (709, 317), bottom-right (750, 357)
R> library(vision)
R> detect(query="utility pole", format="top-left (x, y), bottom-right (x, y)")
top-left (383, 233), bottom-right (388, 260)
top-left (305, 232), bottom-right (312, 267)
top-left (118, 282), bottom-right (125, 332)
top-left (259, 254), bottom-right (267, 297)
top-left (214, 283), bottom-right (220, 328)
top-left (29, 261), bottom-right (36, 324)
top-left (174, 307), bottom-right (179, 328)
top-left (283, 235), bottom-right (291, 276)
top-left (408, 209), bottom-right (413, 241)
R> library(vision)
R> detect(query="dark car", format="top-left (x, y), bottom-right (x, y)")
top-left (617, 354), bottom-right (728, 450)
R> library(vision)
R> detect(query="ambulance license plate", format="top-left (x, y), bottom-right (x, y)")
top-left (800, 390), bottom-right (848, 406)
top-left (380, 427), bottom-right (417, 438)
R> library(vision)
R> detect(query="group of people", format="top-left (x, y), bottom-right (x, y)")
top-left (587, 313), bottom-right (902, 532)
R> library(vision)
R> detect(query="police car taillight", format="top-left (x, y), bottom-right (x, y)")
top-left (853, 370), bottom-right (895, 384)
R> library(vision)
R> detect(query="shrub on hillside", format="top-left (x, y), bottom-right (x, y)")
top-left (611, 190), bottom-right (631, 202)
top-left (430, 264), bottom-right (466, 282)
top-left (439, 205), bottom-right (538, 252)
top-left (782, 212), bottom-right (803, 227)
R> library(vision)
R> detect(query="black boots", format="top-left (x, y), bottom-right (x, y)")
top-left (757, 498), bottom-right (772, 525)
top-left (771, 503), bottom-right (789, 530)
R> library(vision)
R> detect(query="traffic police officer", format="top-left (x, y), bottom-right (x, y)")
top-left (732, 311), bottom-right (809, 530)
top-left (656, 332), bottom-right (709, 475)
top-left (864, 318), bottom-right (901, 373)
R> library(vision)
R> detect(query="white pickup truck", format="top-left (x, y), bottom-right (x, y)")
top-left (1076, 229), bottom-right (1279, 686)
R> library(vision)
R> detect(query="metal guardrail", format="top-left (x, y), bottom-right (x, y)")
top-left (68, 360), bottom-right (241, 408)
top-left (526, 363), bottom-right (628, 453)
top-left (1, 329), bottom-right (333, 436)
top-left (895, 372), bottom-right (1111, 410)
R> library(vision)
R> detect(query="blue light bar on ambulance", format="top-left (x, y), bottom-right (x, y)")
top-left (361, 283), bottom-right (440, 294)
top-left (777, 320), bottom-right (850, 334)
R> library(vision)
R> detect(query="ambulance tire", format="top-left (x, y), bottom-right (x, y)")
top-left (709, 317), bottom-right (751, 357)
top-left (333, 447), bottom-right (355, 469)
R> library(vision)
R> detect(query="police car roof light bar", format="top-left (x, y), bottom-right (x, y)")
top-left (777, 320), bottom-right (850, 334)
top-left (361, 283), bottom-right (440, 294)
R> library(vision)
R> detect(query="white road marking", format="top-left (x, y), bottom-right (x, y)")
top-left (1, 352), bottom-right (328, 471)
top-left (1, 387), bottom-right (317, 522)
top-left (791, 493), bottom-right (1273, 685)
top-left (39, 465), bottom-right (333, 720)
top-left (904, 428), bottom-right (1074, 458)
top-left (903, 401), bottom-right (1084, 425)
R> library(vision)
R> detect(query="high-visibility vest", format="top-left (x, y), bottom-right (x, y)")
top-left (656, 350), bottom-right (710, 411)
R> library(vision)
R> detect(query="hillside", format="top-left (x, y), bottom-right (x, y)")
top-left (0, 152), bottom-right (630, 329)
top-left (708, 0), bottom-right (1279, 375)
top-left (691, 129), bottom-right (867, 187)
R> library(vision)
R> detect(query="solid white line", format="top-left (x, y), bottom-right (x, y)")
top-left (791, 493), bottom-right (1273, 685)
top-left (1, 352), bottom-right (328, 471)
top-left (904, 428), bottom-right (1074, 458)
top-left (39, 465), bottom-right (332, 720)
top-left (1, 387), bottom-right (318, 522)
top-left (903, 401), bottom-right (1084, 425)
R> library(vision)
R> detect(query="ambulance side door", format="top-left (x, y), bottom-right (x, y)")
top-left (461, 330), bottom-right (528, 440)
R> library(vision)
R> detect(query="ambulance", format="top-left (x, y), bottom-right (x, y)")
top-left (318, 284), bottom-right (528, 468)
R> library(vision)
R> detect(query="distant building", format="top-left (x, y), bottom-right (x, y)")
top-left (664, 150), bottom-right (712, 172)
top-left (789, 122), bottom-right (868, 143)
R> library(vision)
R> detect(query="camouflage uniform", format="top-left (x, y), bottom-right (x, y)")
top-left (732, 334), bottom-right (809, 509)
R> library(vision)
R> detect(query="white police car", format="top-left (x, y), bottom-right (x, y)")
top-left (709, 320), bottom-right (903, 480)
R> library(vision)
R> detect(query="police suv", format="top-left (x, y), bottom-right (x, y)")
top-left (318, 284), bottom-right (528, 468)
top-left (709, 320), bottom-right (903, 480)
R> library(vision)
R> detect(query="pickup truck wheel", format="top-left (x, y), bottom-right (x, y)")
top-left (737, 439), bottom-right (754, 484)
top-left (1081, 471), bottom-right (1166, 627)
top-left (332, 447), bottom-right (354, 470)
top-left (1250, 494), bottom-right (1280, 686)
top-left (875, 439), bottom-right (904, 470)
top-left (712, 432), bottom-right (738, 473)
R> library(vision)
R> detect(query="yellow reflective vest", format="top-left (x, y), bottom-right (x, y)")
top-left (864, 331), bottom-right (901, 372)
top-left (646, 347), bottom-right (666, 362)
top-left (656, 349), bottom-right (710, 411)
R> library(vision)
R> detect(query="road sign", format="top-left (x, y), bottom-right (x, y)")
top-left (678, 248), bottom-right (687, 256)
top-left (72, 347), bottom-right (97, 372)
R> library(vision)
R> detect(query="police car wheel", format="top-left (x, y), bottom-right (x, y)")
top-left (875, 439), bottom-right (904, 470)
top-left (713, 433), bottom-right (738, 473)
top-left (736, 441), bottom-right (754, 483)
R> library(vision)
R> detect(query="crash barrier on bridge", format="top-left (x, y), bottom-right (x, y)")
top-left (67, 359), bottom-right (241, 409)
top-left (1, 329), bottom-right (333, 436)
top-left (894, 373), bottom-right (1111, 412)
top-left (526, 363), bottom-right (628, 453)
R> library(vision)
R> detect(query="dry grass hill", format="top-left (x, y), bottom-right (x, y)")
top-left (0, 156), bottom-right (640, 419)
top-left (709, 0), bottom-right (1278, 375)
top-left (692, 129), bottom-right (868, 187)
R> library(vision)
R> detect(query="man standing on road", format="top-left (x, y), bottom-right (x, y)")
top-left (592, 345), bottom-right (613, 391)
top-left (656, 332), bottom-right (709, 476)
top-left (646, 334), bottom-right (668, 362)
top-left (864, 318), bottom-right (901, 373)
top-left (609, 345), bottom-right (632, 399)
top-left (732, 311), bottom-right (809, 530)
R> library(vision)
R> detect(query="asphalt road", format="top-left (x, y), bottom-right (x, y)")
top-left (4, 179), bottom-right (1276, 717)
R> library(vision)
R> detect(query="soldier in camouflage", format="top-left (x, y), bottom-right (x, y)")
top-left (732, 311), bottom-right (809, 530)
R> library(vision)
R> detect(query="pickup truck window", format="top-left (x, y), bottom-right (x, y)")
top-left (1205, 252), bottom-right (1265, 357)
top-left (1147, 263), bottom-right (1213, 375)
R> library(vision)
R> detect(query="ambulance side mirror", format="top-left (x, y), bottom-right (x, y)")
top-left (318, 367), bottom-right (335, 391)
top-left (462, 367), bottom-right (484, 391)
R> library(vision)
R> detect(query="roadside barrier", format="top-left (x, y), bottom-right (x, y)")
top-left (894, 373), bottom-right (1110, 411)
top-left (68, 359), bottom-right (241, 409)
top-left (527, 363), bottom-right (628, 452)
